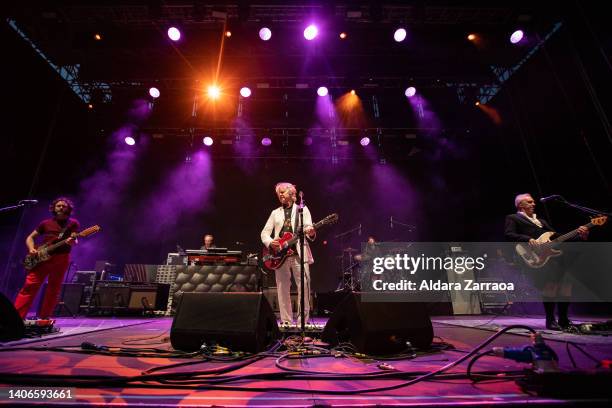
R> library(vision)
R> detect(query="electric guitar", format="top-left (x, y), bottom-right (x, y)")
top-left (23, 225), bottom-right (101, 270)
top-left (515, 216), bottom-right (607, 268)
top-left (262, 213), bottom-right (338, 270)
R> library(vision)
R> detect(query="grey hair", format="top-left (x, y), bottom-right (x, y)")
top-left (514, 193), bottom-right (532, 209)
top-left (275, 182), bottom-right (297, 197)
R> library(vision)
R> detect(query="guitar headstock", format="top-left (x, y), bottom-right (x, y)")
top-left (320, 213), bottom-right (339, 226)
top-left (591, 216), bottom-right (608, 227)
top-left (79, 225), bottom-right (101, 237)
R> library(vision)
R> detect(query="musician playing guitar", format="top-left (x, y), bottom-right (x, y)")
top-left (14, 197), bottom-right (80, 319)
top-left (261, 182), bottom-right (316, 325)
top-left (505, 193), bottom-right (588, 331)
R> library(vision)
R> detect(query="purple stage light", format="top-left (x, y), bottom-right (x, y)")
top-left (261, 137), bottom-right (272, 146)
top-left (360, 137), bottom-right (370, 147)
top-left (304, 24), bottom-right (318, 40)
top-left (167, 27), bottom-right (181, 41)
top-left (149, 87), bottom-right (160, 98)
top-left (124, 136), bottom-right (136, 146)
top-left (203, 136), bottom-right (213, 146)
top-left (394, 28), bottom-right (407, 42)
top-left (304, 137), bottom-right (313, 146)
top-left (405, 87), bottom-right (416, 98)
top-left (240, 87), bottom-right (252, 98)
top-left (317, 86), bottom-right (329, 97)
top-left (259, 27), bottom-right (272, 41)
top-left (510, 30), bottom-right (524, 44)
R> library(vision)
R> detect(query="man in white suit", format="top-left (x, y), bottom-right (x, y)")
top-left (261, 182), bottom-right (316, 324)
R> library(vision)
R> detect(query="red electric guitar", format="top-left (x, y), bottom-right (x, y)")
top-left (262, 213), bottom-right (338, 270)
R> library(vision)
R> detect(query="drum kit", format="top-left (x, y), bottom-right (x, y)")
top-left (333, 218), bottom-right (416, 292)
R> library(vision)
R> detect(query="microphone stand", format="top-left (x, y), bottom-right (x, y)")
top-left (298, 192), bottom-right (306, 335)
top-left (296, 193), bottom-right (307, 334)
top-left (390, 217), bottom-right (417, 232)
top-left (555, 196), bottom-right (612, 217)
top-left (0, 201), bottom-right (31, 213)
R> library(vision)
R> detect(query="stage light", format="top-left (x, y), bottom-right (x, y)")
top-left (340, 32), bottom-right (347, 39)
top-left (225, 30), bottom-right (232, 38)
top-left (87, 104), bottom-right (93, 109)
top-left (304, 24), bottom-right (318, 40)
top-left (405, 87), bottom-right (416, 98)
top-left (94, 33), bottom-right (102, 41)
top-left (207, 85), bottom-right (221, 99)
top-left (167, 27), bottom-right (181, 41)
top-left (475, 101), bottom-right (481, 106)
top-left (124, 136), bottom-right (136, 146)
top-left (360, 137), bottom-right (370, 147)
top-left (259, 27), bottom-right (272, 41)
top-left (394, 28), bottom-right (407, 42)
top-left (149, 87), bottom-right (160, 98)
top-left (261, 137), bottom-right (272, 146)
top-left (240, 87), bottom-right (252, 98)
top-left (350, 89), bottom-right (356, 95)
top-left (467, 33), bottom-right (476, 41)
top-left (510, 30), bottom-right (524, 44)
top-left (304, 137), bottom-right (313, 146)
top-left (203, 136), bottom-right (214, 146)
top-left (317, 86), bottom-right (329, 97)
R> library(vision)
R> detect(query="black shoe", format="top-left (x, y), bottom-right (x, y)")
top-left (558, 318), bottom-right (573, 329)
top-left (546, 319), bottom-right (562, 331)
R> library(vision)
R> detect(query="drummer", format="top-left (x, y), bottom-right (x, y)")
top-left (354, 235), bottom-right (378, 262)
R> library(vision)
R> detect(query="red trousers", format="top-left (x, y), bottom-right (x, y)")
top-left (14, 253), bottom-right (70, 319)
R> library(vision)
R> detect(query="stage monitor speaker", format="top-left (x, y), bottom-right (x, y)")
top-left (0, 292), bottom-right (25, 341)
top-left (170, 292), bottom-right (280, 352)
top-left (321, 293), bottom-right (433, 354)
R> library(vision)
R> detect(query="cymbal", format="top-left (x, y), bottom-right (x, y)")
top-left (343, 247), bottom-right (357, 252)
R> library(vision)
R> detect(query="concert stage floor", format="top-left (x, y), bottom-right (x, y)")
top-left (1, 315), bottom-right (611, 407)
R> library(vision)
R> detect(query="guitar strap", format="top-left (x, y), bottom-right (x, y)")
top-left (56, 225), bottom-right (70, 240)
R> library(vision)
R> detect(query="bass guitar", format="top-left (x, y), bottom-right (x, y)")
top-left (515, 216), bottom-right (607, 268)
top-left (262, 213), bottom-right (338, 270)
top-left (23, 225), bottom-right (101, 270)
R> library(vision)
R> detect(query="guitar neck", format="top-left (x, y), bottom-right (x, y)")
top-left (45, 237), bottom-right (73, 252)
top-left (553, 222), bottom-right (593, 244)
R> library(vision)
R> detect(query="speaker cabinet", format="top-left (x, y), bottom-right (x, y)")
top-left (38, 283), bottom-right (84, 317)
top-left (127, 284), bottom-right (170, 310)
top-left (170, 292), bottom-right (280, 352)
top-left (0, 292), bottom-right (25, 341)
top-left (321, 293), bottom-right (433, 354)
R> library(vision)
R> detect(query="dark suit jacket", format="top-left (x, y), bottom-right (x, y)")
top-left (504, 213), bottom-right (555, 242)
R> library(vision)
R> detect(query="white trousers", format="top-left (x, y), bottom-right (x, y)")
top-left (274, 256), bottom-right (311, 323)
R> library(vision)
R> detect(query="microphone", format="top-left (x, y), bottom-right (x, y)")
top-left (390, 216), bottom-right (394, 229)
top-left (358, 224), bottom-right (362, 236)
top-left (540, 195), bottom-right (561, 203)
top-left (19, 199), bottom-right (38, 204)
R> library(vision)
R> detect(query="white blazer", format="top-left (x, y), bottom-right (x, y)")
top-left (260, 203), bottom-right (316, 264)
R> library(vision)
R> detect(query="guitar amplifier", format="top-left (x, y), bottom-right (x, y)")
top-left (91, 282), bottom-right (170, 312)
top-left (92, 282), bottom-right (131, 308)
top-left (128, 283), bottom-right (170, 310)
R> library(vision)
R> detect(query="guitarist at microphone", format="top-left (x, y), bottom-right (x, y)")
top-left (505, 193), bottom-right (588, 331)
top-left (14, 197), bottom-right (80, 320)
top-left (261, 182), bottom-right (316, 325)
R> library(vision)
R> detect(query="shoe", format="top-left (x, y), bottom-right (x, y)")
top-left (558, 318), bottom-right (573, 329)
top-left (546, 319), bottom-right (562, 331)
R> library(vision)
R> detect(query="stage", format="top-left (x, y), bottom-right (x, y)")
top-left (2, 314), bottom-right (612, 407)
